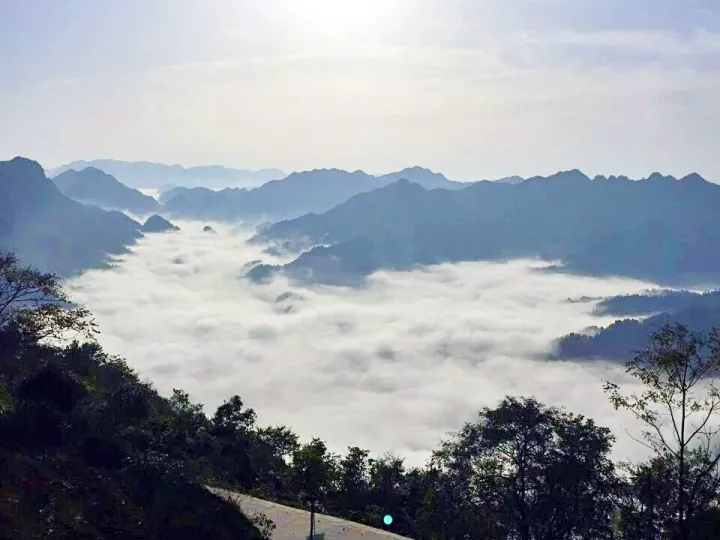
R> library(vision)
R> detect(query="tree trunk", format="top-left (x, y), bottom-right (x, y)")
top-left (678, 386), bottom-right (687, 540)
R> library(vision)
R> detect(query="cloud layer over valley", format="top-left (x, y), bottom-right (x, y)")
top-left (67, 222), bottom-right (660, 466)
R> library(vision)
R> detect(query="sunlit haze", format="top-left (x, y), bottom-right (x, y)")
top-left (2, 0), bottom-right (719, 179)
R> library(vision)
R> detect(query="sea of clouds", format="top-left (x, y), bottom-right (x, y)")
top-left (66, 221), bottom-right (659, 466)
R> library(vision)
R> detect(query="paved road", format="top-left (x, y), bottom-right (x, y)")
top-left (208, 487), bottom-right (414, 540)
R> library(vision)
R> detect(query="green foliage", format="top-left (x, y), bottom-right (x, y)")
top-left (291, 438), bottom-right (338, 501)
top-left (431, 397), bottom-right (617, 540)
top-left (0, 252), bottom-right (97, 341)
top-left (0, 255), bottom-right (263, 539)
top-left (605, 324), bottom-right (720, 539)
top-left (0, 337), bottom-right (264, 538)
top-left (212, 395), bottom-right (257, 436)
top-left (336, 446), bottom-right (370, 516)
top-left (255, 425), bottom-right (299, 459)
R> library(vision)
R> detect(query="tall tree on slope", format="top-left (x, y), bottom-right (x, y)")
top-left (605, 324), bottom-right (720, 540)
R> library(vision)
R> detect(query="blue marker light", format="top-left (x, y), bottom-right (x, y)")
top-left (383, 514), bottom-right (393, 526)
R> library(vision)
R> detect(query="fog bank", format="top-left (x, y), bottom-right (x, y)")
top-left (66, 221), bottom-right (656, 466)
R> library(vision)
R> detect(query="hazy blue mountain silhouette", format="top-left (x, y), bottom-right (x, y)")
top-left (594, 289), bottom-right (720, 317)
top-left (53, 167), bottom-right (160, 216)
top-left (142, 215), bottom-right (179, 233)
top-left (376, 166), bottom-right (465, 189)
top-left (553, 290), bottom-right (720, 362)
top-left (162, 167), bottom-right (465, 221)
top-left (1, 157), bottom-right (142, 276)
top-left (158, 185), bottom-right (189, 204)
top-left (48, 159), bottom-right (284, 189)
top-left (250, 170), bottom-right (720, 286)
top-left (493, 176), bottom-right (525, 185)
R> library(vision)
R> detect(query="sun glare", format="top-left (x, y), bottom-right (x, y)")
top-left (278, 0), bottom-right (406, 46)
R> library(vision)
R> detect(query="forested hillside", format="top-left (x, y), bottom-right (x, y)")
top-left (555, 290), bottom-right (720, 362)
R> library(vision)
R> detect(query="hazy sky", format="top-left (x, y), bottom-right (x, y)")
top-left (2, 0), bottom-right (719, 180)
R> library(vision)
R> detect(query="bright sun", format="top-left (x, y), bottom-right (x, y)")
top-left (279, 0), bottom-right (405, 46)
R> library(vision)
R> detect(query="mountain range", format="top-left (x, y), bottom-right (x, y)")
top-left (6, 157), bottom-right (720, 293)
top-left (249, 170), bottom-right (720, 286)
top-left (53, 167), bottom-right (160, 216)
top-left (0, 158), bottom-right (503, 276)
top-left (0, 157), bottom-right (143, 276)
top-left (162, 166), bottom-right (466, 221)
top-left (48, 159), bottom-right (285, 190)
top-left (553, 290), bottom-right (720, 362)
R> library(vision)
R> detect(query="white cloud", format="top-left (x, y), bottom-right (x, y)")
top-left (66, 222), bottom-right (659, 466)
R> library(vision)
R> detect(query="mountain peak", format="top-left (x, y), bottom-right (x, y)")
top-left (386, 166), bottom-right (446, 178)
top-left (560, 169), bottom-right (590, 180)
top-left (1, 157), bottom-right (143, 276)
top-left (378, 167), bottom-right (454, 190)
top-left (529, 169), bottom-right (590, 183)
top-left (646, 172), bottom-right (677, 182)
top-left (142, 215), bottom-right (179, 233)
top-left (399, 165), bottom-right (435, 173)
top-left (594, 175), bottom-right (631, 182)
top-left (57, 166), bottom-right (119, 185)
top-left (82, 166), bottom-right (113, 176)
top-left (7, 156), bottom-right (45, 176)
top-left (679, 172), bottom-right (708, 185)
top-left (368, 177), bottom-right (426, 195)
top-left (53, 167), bottom-right (160, 215)
top-left (1, 157), bottom-right (52, 196)
top-left (284, 168), bottom-right (371, 181)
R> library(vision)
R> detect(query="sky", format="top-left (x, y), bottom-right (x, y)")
top-left (66, 221), bottom-right (660, 466)
top-left (2, 0), bottom-right (720, 180)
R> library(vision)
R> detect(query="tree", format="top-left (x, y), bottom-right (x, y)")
top-left (248, 426), bottom-right (299, 494)
top-left (367, 454), bottom-right (407, 527)
top-left (168, 389), bottom-right (208, 435)
top-left (0, 252), bottom-right (96, 341)
top-left (411, 464), bottom-right (494, 540)
top-left (605, 324), bottom-right (720, 540)
top-left (291, 438), bottom-right (338, 504)
top-left (335, 447), bottom-right (370, 516)
top-left (617, 450), bottom-right (720, 540)
top-left (432, 397), bottom-right (617, 540)
top-left (255, 425), bottom-right (299, 461)
top-left (212, 395), bottom-right (256, 437)
top-left (616, 456), bottom-right (676, 540)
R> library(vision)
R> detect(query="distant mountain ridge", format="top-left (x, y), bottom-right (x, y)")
top-left (162, 166), bottom-right (466, 221)
top-left (553, 290), bottom-right (720, 362)
top-left (249, 169), bottom-right (720, 286)
top-left (53, 167), bottom-right (160, 216)
top-left (48, 159), bottom-right (285, 189)
top-left (8, 158), bottom-right (719, 288)
top-left (1, 157), bottom-right (143, 276)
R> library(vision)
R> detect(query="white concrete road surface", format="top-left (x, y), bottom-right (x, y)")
top-left (208, 487), bottom-right (414, 540)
